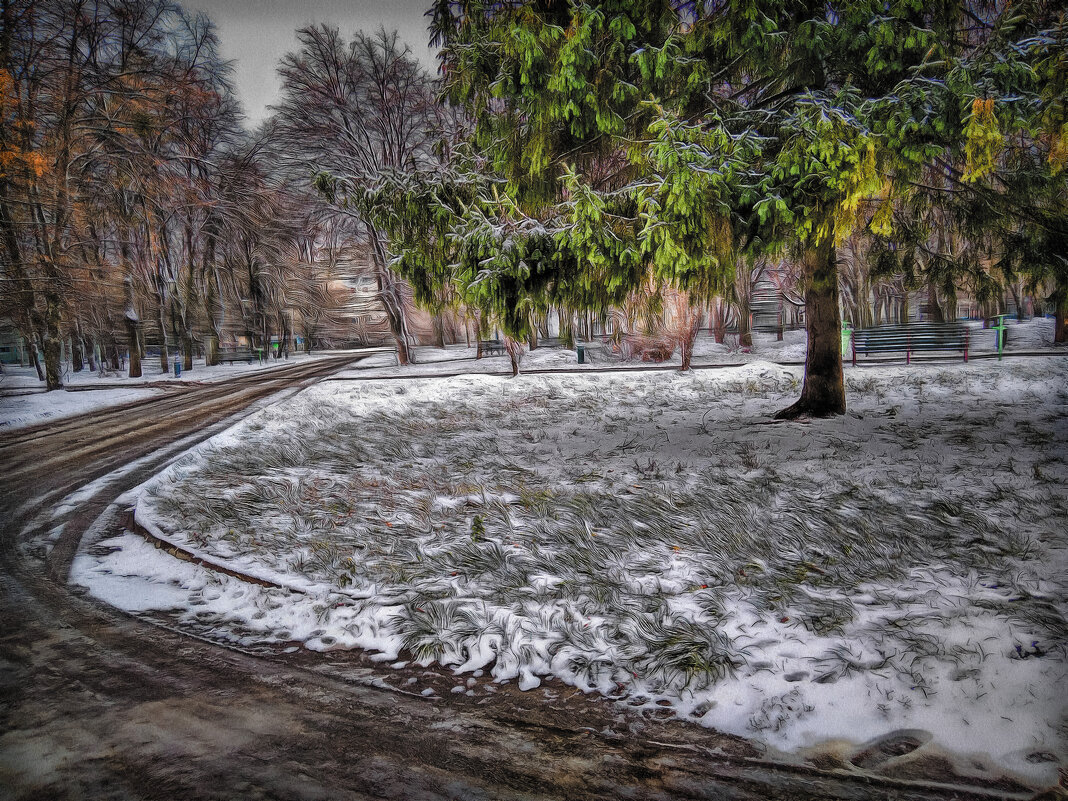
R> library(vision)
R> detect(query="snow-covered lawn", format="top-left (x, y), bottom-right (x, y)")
top-left (72, 355), bottom-right (1066, 787)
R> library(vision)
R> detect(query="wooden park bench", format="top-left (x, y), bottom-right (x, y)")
top-left (478, 339), bottom-right (506, 357)
top-left (218, 348), bottom-right (262, 364)
top-left (850, 322), bottom-right (970, 366)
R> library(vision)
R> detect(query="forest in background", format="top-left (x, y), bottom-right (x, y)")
top-left (2, 1), bottom-right (1066, 412)
top-left (0, 1), bottom-right (450, 388)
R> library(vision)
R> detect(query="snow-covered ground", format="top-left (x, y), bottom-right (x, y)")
top-left (0, 385), bottom-right (171, 431)
top-left (2, 318), bottom-right (1058, 430)
top-left (0, 350), bottom-right (349, 431)
top-left (333, 315), bottom-right (1058, 378)
top-left (71, 348), bottom-right (1067, 788)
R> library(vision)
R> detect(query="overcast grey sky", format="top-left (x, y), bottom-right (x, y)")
top-left (187, 0), bottom-right (438, 128)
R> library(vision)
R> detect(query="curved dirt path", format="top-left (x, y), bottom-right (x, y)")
top-left (0, 357), bottom-right (1035, 801)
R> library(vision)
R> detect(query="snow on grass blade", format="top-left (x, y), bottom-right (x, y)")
top-left (80, 358), bottom-right (1067, 785)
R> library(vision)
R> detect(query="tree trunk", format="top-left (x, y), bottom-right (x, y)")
top-left (369, 232), bottom-right (412, 365)
top-left (85, 335), bottom-right (98, 372)
top-left (504, 336), bottom-right (522, 377)
top-left (738, 305), bottom-right (752, 349)
top-left (156, 301), bottom-right (170, 373)
top-left (711, 300), bottom-right (726, 344)
top-left (43, 296), bottom-right (63, 391)
top-left (122, 276), bottom-right (143, 378)
top-left (558, 309), bottom-right (573, 348)
top-left (775, 240), bottom-right (845, 419)
top-left (927, 282), bottom-right (943, 322)
top-left (126, 318), bottom-right (143, 378)
top-left (1009, 283), bottom-right (1025, 322)
top-left (71, 329), bottom-right (83, 373)
top-left (433, 313), bottom-right (445, 349)
top-left (735, 271), bottom-right (753, 349)
top-left (1055, 288), bottom-right (1067, 344)
top-left (30, 332), bottom-right (44, 381)
top-left (107, 336), bottom-right (119, 370)
top-left (680, 328), bottom-right (696, 371)
top-left (206, 334), bottom-right (220, 365)
top-left (203, 231), bottom-right (222, 365)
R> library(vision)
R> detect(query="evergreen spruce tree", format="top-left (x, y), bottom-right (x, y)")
top-left (367, 2), bottom-right (1064, 409)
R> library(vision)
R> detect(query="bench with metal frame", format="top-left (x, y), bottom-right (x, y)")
top-left (478, 339), bottom-right (506, 357)
top-left (218, 348), bottom-right (263, 364)
top-left (850, 322), bottom-right (970, 366)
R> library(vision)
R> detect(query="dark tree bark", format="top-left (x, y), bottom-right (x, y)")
top-left (123, 276), bottom-right (143, 379)
top-left (734, 272), bottom-right (753, 349)
top-left (155, 299), bottom-right (169, 373)
top-left (42, 297), bottom-right (63, 390)
top-left (370, 233), bottom-right (413, 365)
top-left (433, 314), bottom-right (446, 349)
top-left (775, 240), bottom-right (845, 419)
top-left (71, 331), bottom-right (83, 372)
top-left (1054, 288), bottom-right (1067, 344)
top-left (504, 336), bottom-right (522, 377)
top-left (927, 282), bottom-right (944, 322)
top-left (84, 334), bottom-right (97, 372)
top-left (29, 330), bottom-right (44, 381)
top-left (711, 300), bottom-right (727, 344)
top-left (204, 232), bottom-right (222, 366)
top-left (680, 332), bottom-right (696, 371)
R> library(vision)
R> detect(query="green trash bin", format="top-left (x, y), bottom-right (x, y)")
top-left (576, 344), bottom-right (586, 364)
top-left (988, 314), bottom-right (1008, 359)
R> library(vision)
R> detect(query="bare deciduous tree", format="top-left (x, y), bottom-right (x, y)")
top-left (272, 26), bottom-right (440, 365)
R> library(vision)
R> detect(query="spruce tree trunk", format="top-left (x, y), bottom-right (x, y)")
top-left (504, 336), bottom-right (522, 377)
top-left (558, 309), bottom-right (573, 348)
top-left (735, 272), bottom-right (753, 349)
top-left (1009, 283), bottom-right (1025, 322)
top-left (775, 240), bottom-right (845, 418)
top-left (738, 304), bottom-right (752, 349)
top-left (680, 329), bottom-right (696, 371)
top-left (712, 301), bottom-right (726, 344)
top-left (433, 314), bottom-right (445, 349)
